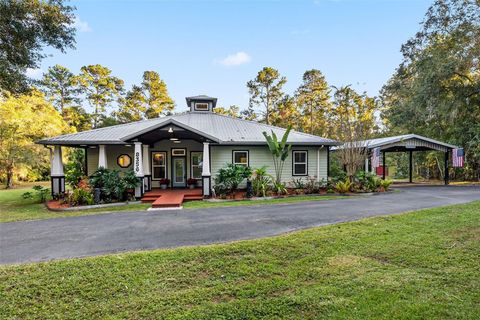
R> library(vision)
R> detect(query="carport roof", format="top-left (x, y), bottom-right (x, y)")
top-left (335, 134), bottom-right (459, 152)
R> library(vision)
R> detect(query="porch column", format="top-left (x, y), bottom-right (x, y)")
top-left (202, 142), bottom-right (211, 197)
top-left (51, 145), bottom-right (65, 197)
top-left (134, 142), bottom-right (144, 198)
top-left (142, 144), bottom-right (151, 191)
top-left (444, 151), bottom-right (449, 185)
top-left (98, 145), bottom-right (107, 168)
top-left (365, 157), bottom-right (369, 173)
top-left (382, 151), bottom-right (386, 180)
top-left (409, 150), bottom-right (413, 183)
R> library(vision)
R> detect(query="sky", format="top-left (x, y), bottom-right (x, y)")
top-left (34, 0), bottom-right (433, 113)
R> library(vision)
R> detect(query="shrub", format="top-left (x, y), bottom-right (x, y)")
top-left (380, 179), bottom-right (393, 191)
top-left (123, 170), bottom-right (140, 190)
top-left (67, 188), bottom-right (94, 206)
top-left (291, 178), bottom-right (305, 190)
top-left (22, 185), bottom-right (50, 203)
top-left (215, 164), bottom-right (252, 196)
top-left (252, 166), bottom-right (272, 197)
top-left (89, 168), bottom-right (140, 202)
top-left (335, 180), bottom-right (352, 194)
top-left (304, 177), bottom-right (320, 194)
top-left (273, 181), bottom-right (288, 195)
top-left (355, 171), bottom-right (381, 192)
top-left (64, 149), bottom-right (86, 188)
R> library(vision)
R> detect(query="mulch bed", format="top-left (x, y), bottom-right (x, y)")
top-left (46, 200), bottom-right (71, 210)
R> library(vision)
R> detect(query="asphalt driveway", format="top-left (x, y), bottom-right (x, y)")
top-left (1, 186), bottom-right (479, 265)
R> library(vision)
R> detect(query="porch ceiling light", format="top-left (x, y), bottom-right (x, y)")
top-left (169, 137), bottom-right (178, 141)
top-left (173, 140), bottom-right (181, 144)
top-left (168, 127), bottom-right (173, 133)
top-left (125, 144), bottom-right (132, 147)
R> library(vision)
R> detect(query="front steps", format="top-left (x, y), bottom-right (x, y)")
top-left (141, 189), bottom-right (203, 208)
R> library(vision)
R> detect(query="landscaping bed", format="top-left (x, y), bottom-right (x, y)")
top-left (46, 200), bottom-right (142, 211)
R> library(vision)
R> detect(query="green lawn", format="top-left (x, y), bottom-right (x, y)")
top-left (1, 202), bottom-right (479, 319)
top-left (0, 185), bottom-right (346, 222)
top-left (0, 186), bottom-right (150, 223)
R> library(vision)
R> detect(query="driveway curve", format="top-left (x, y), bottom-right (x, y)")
top-left (1, 186), bottom-right (479, 265)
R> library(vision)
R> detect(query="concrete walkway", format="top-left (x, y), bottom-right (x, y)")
top-left (1, 186), bottom-right (479, 265)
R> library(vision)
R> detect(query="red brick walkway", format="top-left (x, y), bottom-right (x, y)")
top-left (141, 188), bottom-right (203, 208)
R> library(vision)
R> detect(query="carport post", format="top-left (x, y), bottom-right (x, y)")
top-left (382, 151), bottom-right (386, 180)
top-left (444, 151), bottom-right (449, 185)
top-left (409, 150), bottom-right (413, 183)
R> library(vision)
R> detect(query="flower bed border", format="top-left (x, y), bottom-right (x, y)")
top-left (46, 200), bottom-right (142, 212)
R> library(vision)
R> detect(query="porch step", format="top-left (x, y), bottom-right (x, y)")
top-left (151, 193), bottom-right (184, 208)
top-left (141, 196), bottom-right (160, 203)
top-left (183, 195), bottom-right (204, 201)
top-left (141, 188), bottom-right (203, 208)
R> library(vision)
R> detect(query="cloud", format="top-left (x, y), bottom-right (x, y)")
top-left (25, 68), bottom-right (42, 79)
top-left (73, 16), bottom-right (92, 32)
top-left (215, 51), bottom-right (251, 66)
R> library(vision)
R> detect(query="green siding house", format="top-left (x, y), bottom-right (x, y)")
top-left (38, 95), bottom-right (339, 198)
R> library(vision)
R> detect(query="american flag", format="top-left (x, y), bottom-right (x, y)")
top-left (371, 147), bottom-right (381, 168)
top-left (452, 148), bottom-right (465, 167)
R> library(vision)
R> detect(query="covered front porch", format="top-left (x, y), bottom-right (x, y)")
top-left (48, 121), bottom-right (216, 199)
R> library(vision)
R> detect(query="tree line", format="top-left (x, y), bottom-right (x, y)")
top-left (1, 0), bottom-right (478, 188)
top-left (38, 65), bottom-right (175, 131)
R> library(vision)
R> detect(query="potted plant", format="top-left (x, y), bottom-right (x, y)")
top-left (187, 178), bottom-right (197, 189)
top-left (159, 178), bottom-right (170, 189)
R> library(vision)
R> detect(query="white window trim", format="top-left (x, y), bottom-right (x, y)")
top-left (194, 102), bottom-right (209, 111)
top-left (233, 150), bottom-right (249, 166)
top-left (293, 150), bottom-right (308, 176)
top-left (191, 151), bottom-right (203, 179)
top-left (151, 151), bottom-right (167, 180)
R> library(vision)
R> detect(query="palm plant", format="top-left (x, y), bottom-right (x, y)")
top-left (262, 125), bottom-right (292, 185)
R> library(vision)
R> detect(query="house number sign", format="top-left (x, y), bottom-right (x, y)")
top-left (135, 152), bottom-right (140, 172)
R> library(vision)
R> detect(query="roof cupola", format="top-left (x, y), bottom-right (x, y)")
top-left (186, 95), bottom-right (217, 113)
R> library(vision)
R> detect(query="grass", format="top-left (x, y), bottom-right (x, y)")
top-left (0, 185), bottom-right (346, 222)
top-left (0, 185), bottom-right (150, 223)
top-left (1, 201), bottom-right (479, 319)
top-left (184, 194), bottom-right (347, 209)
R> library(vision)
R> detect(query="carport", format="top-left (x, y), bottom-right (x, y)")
top-left (360, 134), bottom-right (459, 185)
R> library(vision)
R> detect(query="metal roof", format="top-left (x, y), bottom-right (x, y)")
top-left (38, 112), bottom-right (340, 146)
top-left (336, 134), bottom-right (458, 150)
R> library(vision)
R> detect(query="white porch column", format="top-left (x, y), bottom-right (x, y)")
top-left (202, 142), bottom-right (211, 197)
top-left (98, 145), bottom-right (107, 168)
top-left (134, 142), bottom-right (144, 198)
top-left (142, 144), bottom-right (151, 191)
top-left (51, 145), bottom-right (65, 197)
top-left (365, 157), bottom-right (369, 173)
top-left (317, 148), bottom-right (321, 182)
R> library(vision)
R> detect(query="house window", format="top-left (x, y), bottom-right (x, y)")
top-left (191, 152), bottom-right (203, 179)
top-left (293, 151), bottom-right (308, 176)
top-left (152, 152), bottom-right (166, 180)
top-left (233, 150), bottom-right (249, 166)
top-left (117, 154), bottom-right (132, 168)
top-left (194, 102), bottom-right (209, 111)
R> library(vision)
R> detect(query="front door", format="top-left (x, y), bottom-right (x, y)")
top-left (172, 157), bottom-right (186, 187)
